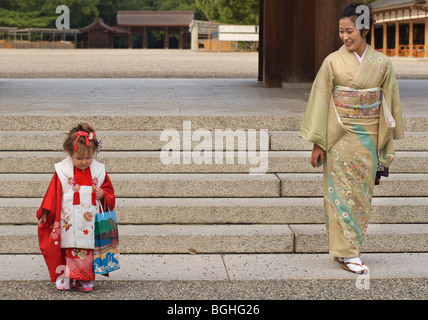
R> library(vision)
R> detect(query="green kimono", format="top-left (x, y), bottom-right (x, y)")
top-left (299, 45), bottom-right (404, 257)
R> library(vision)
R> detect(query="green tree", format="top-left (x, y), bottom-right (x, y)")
top-left (154, 0), bottom-right (206, 20)
top-left (96, 0), bottom-right (121, 25)
top-left (40, 0), bottom-right (99, 28)
top-left (0, 0), bottom-right (99, 28)
top-left (0, 0), bottom-right (56, 28)
top-left (195, 0), bottom-right (258, 25)
top-left (0, 8), bottom-right (55, 28)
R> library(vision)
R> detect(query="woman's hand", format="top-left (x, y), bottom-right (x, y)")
top-left (310, 144), bottom-right (325, 168)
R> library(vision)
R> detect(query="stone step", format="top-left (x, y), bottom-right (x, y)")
top-left (2, 173), bottom-right (428, 198)
top-left (0, 115), bottom-right (302, 132)
top-left (0, 224), bottom-right (294, 254)
top-left (2, 253), bottom-right (428, 282)
top-left (291, 224), bottom-right (428, 253)
top-left (2, 197), bottom-right (428, 225)
top-left (0, 131), bottom-right (157, 151)
top-left (0, 173), bottom-right (280, 198)
top-left (0, 130), bottom-right (267, 151)
top-left (1, 223), bottom-right (426, 254)
top-left (2, 131), bottom-right (428, 151)
top-left (1, 151), bottom-right (427, 174)
top-left (270, 131), bottom-right (428, 151)
top-left (278, 173), bottom-right (428, 197)
top-left (0, 115), bottom-right (427, 132)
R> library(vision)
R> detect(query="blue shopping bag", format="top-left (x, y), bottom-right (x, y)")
top-left (94, 205), bottom-right (120, 274)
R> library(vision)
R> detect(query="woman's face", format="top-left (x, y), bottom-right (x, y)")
top-left (339, 17), bottom-right (368, 54)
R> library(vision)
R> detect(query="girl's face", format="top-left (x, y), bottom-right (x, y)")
top-left (339, 17), bottom-right (368, 55)
top-left (71, 148), bottom-right (94, 171)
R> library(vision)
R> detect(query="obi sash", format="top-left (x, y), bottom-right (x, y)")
top-left (333, 86), bottom-right (382, 119)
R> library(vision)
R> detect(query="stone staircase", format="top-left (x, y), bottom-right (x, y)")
top-left (1, 118), bottom-right (428, 257)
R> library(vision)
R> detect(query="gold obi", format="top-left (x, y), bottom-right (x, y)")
top-left (333, 86), bottom-right (382, 119)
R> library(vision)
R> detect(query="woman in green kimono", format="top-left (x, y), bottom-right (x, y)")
top-left (299, 3), bottom-right (404, 273)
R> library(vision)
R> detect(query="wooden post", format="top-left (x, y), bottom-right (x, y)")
top-left (191, 22), bottom-right (198, 51)
top-left (371, 24), bottom-right (375, 48)
top-left (314, 0), bottom-right (347, 77)
top-left (409, 19), bottom-right (413, 58)
top-left (425, 17), bottom-right (428, 58)
top-left (164, 27), bottom-right (169, 49)
top-left (395, 21), bottom-right (399, 57)
top-left (262, 0), bottom-right (352, 87)
top-left (262, 0), bottom-right (287, 87)
top-left (383, 22), bottom-right (387, 55)
top-left (143, 27), bottom-right (148, 49)
top-left (258, 0), bottom-right (264, 82)
top-left (179, 27), bottom-right (183, 49)
top-left (128, 27), bottom-right (133, 49)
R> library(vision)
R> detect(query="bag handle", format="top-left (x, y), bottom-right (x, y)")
top-left (96, 199), bottom-right (103, 220)
top-left (97, 199), bottom-right (112, 219)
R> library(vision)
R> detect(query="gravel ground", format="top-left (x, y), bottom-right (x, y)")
top-left (0, 48), bottom-right (427, 79)
top-left (1, 279), bottom-right (427, 300)
top-left (0, 49), bottom-right (258, 78)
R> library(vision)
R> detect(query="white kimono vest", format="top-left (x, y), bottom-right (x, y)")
top-left (55, 156), bottom-right (106, 249)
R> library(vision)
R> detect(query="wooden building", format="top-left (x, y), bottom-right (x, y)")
top-left (116, 11), bottom-right (194, 49)
top-left (80, 18), bottom-right (115, 48)
top-left (80, 11), bottom-right (194, 49)
top-left (371, 0), bottom-right (428, 58)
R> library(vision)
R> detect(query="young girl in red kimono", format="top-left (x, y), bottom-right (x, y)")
top-left (37, 123), bottom-right (115, 291)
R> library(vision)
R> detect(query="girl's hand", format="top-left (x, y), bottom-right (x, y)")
top-left (95, 188), bottom-right (105, 200)
top-left (38, 210), bottom-right (49, 227)
top-left (310, 144), bottom-right (325, 168)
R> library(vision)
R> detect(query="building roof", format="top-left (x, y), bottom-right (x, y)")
top-left (371, 0), bottom-right (422, 10)
top-left (5, 27), bottom-right (80, 35)
top-left (80, 17), bottom-right (115, 32)
top-left (116, 11), bottom-right (194, 27)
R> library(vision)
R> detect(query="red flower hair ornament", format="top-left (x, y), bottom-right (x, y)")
top-left (74, 131), bottom-right (97, 151)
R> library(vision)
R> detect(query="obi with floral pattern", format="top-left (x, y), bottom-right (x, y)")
top-left (333, 86), bottom-right (382, 119)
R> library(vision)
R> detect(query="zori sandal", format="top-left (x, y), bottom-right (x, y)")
top-left (334, 257), bottom-right (369, 274)
top-left (56, 277), bottom-right (71, 290)
top-left (75, 280), bottom-right (94, 292)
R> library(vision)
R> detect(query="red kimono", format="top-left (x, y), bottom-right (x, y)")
top-left (37, 167), bottom-right (115, 282)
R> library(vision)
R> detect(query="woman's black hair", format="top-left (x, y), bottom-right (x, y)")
top-left (339, 2), bottom-right (373, 36)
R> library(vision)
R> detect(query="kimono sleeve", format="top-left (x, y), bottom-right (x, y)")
top-left (299, 55), bottom-right (335, 151)
top-left (100, 172), bottom-right (115, 211)
top-left (36, 172), bottom-right (65, 282)
top-left (381, 60), bottom-right (404, 140)
top-left (36, 172), bottom-right (61, 222)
